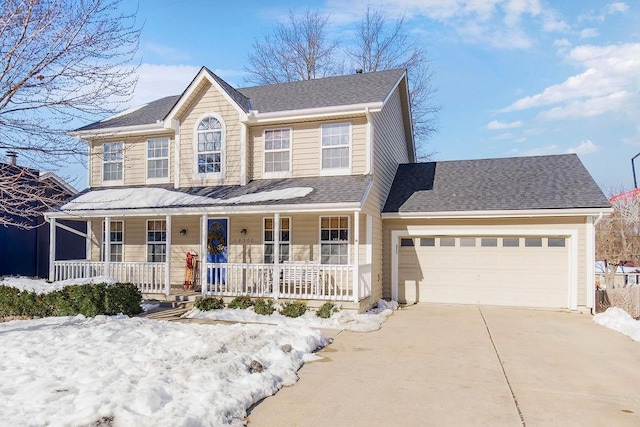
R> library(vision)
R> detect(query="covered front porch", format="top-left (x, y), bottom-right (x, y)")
top-left (48, 211), bottom-right (374, 306)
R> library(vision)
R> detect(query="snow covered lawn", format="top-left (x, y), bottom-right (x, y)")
top-left (0, 314), bottom-right (327, 426)
top-left (0, 277), bottom-right (397, 425)
top-left (593, 307), bottom-right (640, 342)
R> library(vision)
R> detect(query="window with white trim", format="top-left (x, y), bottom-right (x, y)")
top-left (147, 138), bottom-right (169, 180)
top-left (196, 117), bottom-right (223, 174)
top-left (321, 123), bottom-right (350, 171)
top-left (101, 221), bottom-right (123, 262)
top-left (264, 129), bottom-right (291, 175)
top-left (147, 220), bottom-right (167, 262)
top-left (103, 142), bottom-right (123, 182)
top-left (264, 217), bottom-right (290, 263)
top-left (320, 216), bottom-right (349, 264)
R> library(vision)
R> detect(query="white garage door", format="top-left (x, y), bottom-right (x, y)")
top-left (398, 236), bottom-right (569, 308)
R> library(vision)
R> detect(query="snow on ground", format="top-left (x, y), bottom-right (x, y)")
top-left (184, 299), bottom-right (397, 332)
top-left (0, 315), bottom-right (328, 426)
top-left (0, 277), bottom-right (397, 425)
top-left (0, 275), bottom-right (116, 294)
top-left (593, 307), bottom-right (640, 342)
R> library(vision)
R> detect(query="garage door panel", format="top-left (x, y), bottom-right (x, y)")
top-left (398, 236), bottom-right (569, 308)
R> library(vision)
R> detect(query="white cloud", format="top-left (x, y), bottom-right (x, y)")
top-left (501, 43), bottom-right (640, 120)
top-left (564, 140), bottom-right (599, 155)
top-left (608, 2), bottom-right (629, 14)
top-left (324, 0), bottom-right (567, 49)
top-left (515, 144), bottom-right (560, 156)
top-left (580, 28), bottom-right (599, 38)
top-left (486, 120), bottom-right (522, 130)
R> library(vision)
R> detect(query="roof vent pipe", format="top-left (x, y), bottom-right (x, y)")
top-left (355, 68), bottom-right (363, 74)
top-left (6, 151), bottom-right (17, 165)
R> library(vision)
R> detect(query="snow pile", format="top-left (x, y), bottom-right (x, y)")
top-left (0, 315), bottom-right (327, 426)
top-left (593, 307), bottom-right (640, 342)
top-left (184, 299), bottom-right (396, 332)
top-left (0, 275), bottom-right (116, 294)
top-left (61, 186), bottom-right (314, 211)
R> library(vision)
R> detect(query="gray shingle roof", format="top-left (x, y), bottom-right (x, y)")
top-left (63, 175), bottom-right (371, 211)
top-left (74, 68), bottom-right (405, 131)
top-left (238, 69), bottom-right (405, 113)
top-left (383, 154), bottom-right (610, 213)
top-left (75, 95), bottom-right (180, 132)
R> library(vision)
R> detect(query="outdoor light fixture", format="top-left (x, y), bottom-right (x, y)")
top-left (240, 228), bottom-right (247, 236)
top-left (179, 229), bottom-right (187, 236)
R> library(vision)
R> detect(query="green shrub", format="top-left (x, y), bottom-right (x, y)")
top-left (280, 300), bottom-right (307, 318)
top-left (0, 282), bottom-right (142, 319)
top-left (0, 286), bottom-right (21, 317)
top-left (228, 295), bottom-right (254, 309)
top-left (253, 298), bottom-right (275, 316)
top-left (316, 302), bottom-right (339, 319)
top-left (195, 296), bottom-right (225, 311)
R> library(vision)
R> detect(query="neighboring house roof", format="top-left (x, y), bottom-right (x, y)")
top-left (58, 175), bottom-right (372, 213)
top-left (73, 68), bottom-right (406, 132)
top-left (40, 172), bottom-right (78, 197)
top-left (383, 154), bottom-right (611, 213)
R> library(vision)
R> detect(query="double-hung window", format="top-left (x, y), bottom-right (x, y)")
top-left (147, 220), bottom-right (167, 262)
top-left (321, 123), bottom-right (350, 173)
top-left (147, 138), bottom-right (169, 181)
top-left (264, 217), bottom-right (290, 263)
top-left (320, 216), bottom-right (349, 264)
top-left (103, 142), bottom-right (123, 182)
top-left (264, 129), bottom-right (291, 177)
top-left (196, 117), bottom-right (223, 174)
top-left (102, 221), bottom-right (123, 262)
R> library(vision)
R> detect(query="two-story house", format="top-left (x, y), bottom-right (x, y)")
top-left (46, 67), bottom-right (611, 312)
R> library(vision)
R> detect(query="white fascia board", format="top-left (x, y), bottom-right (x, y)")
top-left (360, 179), bottom-right (374, 207)
top-left (247, 102), bottom-right (383, 124)
top-left (70, 123), bottom-right (167, 139)
top-left (47, 202), bottom-right (363, 219)
top-left (382, 71), bottom-right (407, 106)
top-left (381, 207), bottom-right (613, 219)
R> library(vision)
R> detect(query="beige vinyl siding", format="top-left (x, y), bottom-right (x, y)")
top-left (178, 82), bottom-right (242, 186)
top-left (249, 117), bottom-right (367, 180)
top-left (370, 87), bottom-right (410, 211)
top-left (382, 216), bottom-right (589, 306)
top-left (88, 133), bottom-right (174, 188)
top-left (169, 216), bottom-right (202, 286)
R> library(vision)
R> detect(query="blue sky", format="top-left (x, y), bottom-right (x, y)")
top-left (69, 0), bottom-right (640, 193)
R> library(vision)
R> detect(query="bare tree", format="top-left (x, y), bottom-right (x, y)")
top-left (596, 190), bottom-right (640, 289)
top-left (0, 0), bottom-right (139, 227)
top-left (245, 9), bottom-right (339, 84)
top-left (346, 6), bottom-right (439, 157)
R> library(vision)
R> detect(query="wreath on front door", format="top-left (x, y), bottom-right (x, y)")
top-left (207, 223), bottom-right (226, 255)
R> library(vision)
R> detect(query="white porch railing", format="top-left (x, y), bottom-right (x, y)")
top-left (203, 263), bottom-right (359, 302)
top-left (52, 261), bottom-right (168, 294)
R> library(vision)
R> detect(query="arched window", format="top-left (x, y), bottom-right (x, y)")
top-left (196, 117), bottom-right (223, 174)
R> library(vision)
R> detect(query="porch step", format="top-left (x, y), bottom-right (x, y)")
top-left (140, 306), bottom-right (190, 320)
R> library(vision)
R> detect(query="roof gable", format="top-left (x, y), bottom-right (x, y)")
top-left (383, 154), bottom-right (611, 213)
top-left (74, 68), bottom-right (408, 133)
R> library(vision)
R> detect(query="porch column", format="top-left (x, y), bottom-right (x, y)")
top-left (273, 213), bottom-right (280, 300)
top-left (104, 217), bottom-right (111, 278)
top-left (86, 220), bottom-right (92, 260)
top-left (165, 215), bottom-right (172, 296)
top-left (200, 214), bottom-right (207, 294)
top-left (49, 218), bottom-right (56, 281)
top-left (352, 212), bottom-right (360, 303)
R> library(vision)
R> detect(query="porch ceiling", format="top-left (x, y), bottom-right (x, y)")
top-left (51, 175), bottom-right (372, 217)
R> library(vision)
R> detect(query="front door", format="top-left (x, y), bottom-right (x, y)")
top-left (207, 218), bottom-right (228, 284)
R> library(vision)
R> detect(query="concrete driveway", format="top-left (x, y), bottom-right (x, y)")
top-left (247, 304), bottom-right (640, 426)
